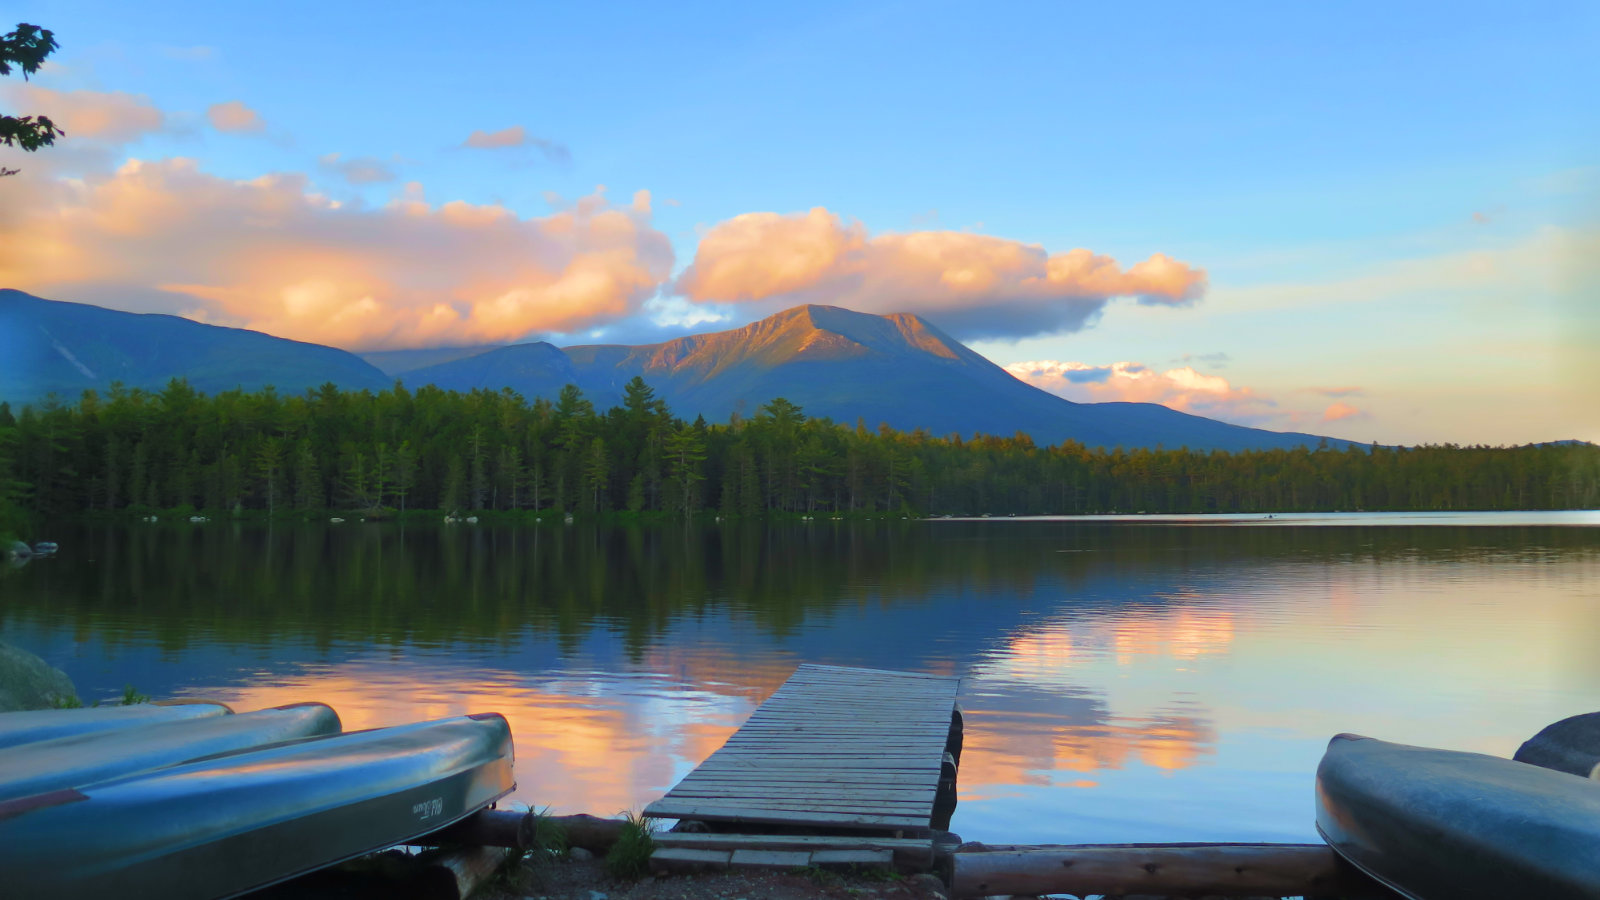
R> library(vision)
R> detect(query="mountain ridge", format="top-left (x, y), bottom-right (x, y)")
top-left (0, 289), bottom-right (391, 401)
top-left (1, 290), bottom-right (1348, 451)
top-left (404, 303), bottom-right (1349, 451)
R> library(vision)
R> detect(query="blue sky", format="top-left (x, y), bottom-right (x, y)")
top-left (2, 1), bottom-right (1595, 444)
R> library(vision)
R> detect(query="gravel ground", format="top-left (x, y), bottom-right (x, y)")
top-left (483, 855), bottom-right (955, 900)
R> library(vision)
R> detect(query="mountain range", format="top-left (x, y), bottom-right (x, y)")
top-left (0, 289), bottom-right (1347, 451)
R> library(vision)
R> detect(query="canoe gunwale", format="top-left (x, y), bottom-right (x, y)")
top-left (1314, 822), bottom-right (1423, 900)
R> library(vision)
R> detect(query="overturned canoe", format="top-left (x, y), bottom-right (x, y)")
top-left (0, 702), bottom-right (341, 802)
top-left (1515, 710), bottom-right (1600, 779)
top-left (0, 700), bottom-right (233, 749)
top-left (0, 713), bottom-right (515, 900)
top-left (1315, 733), bottom-right (1600, 900)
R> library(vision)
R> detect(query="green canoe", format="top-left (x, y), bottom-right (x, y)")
top-left (0, 713), bottom-right (515, 899)
top-left (0, 702), bottom-right (341, 801)
top-left (1315, 733), bottom-right (1600, 899)
top-left (0, 700), bottom-right (233, 749)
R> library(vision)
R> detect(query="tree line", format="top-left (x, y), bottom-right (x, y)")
top-left (1, 378), bottom-right (1595, 530)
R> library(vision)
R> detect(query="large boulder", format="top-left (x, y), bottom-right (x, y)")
top-left (0, 641), bottom-right (76, 711)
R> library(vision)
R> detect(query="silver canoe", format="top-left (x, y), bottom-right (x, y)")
top-left (0, 712), bottom-right (514, 900)
top-left (0, 700), bottom-right (233, 749)
top-left (1316, 733), bottom-right (1600, 900)
top-left (0, 701), bottom-right (341, 801)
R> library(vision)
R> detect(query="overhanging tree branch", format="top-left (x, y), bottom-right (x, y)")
top-left (1, 22), bottom-right (65, 177)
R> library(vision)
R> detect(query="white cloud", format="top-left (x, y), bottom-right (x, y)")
top-left (1, 84), bottom-right (165, 143)
top-left (1005, 360), bottom-right (1287, 427)
top-left (674, 207), bottom-right (1207, 341)
top-left (0, 156), bottom-right (675, 350)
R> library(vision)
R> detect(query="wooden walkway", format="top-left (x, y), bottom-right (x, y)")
top-left (645, 664), bottom-right (961, 857)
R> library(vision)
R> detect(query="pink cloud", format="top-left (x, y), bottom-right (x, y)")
top-left (464, 125), bottom-right (527, 148)
top-left (674, 207), bottom-right (1206, 340)
top-left (1322, 401), bottom-right (1366, 422)
top-left (463, 125), bottom-right (570, 163)
top-left (206, 100), bottom-right (265, 134)
top-left (1004, 360), bottom-right (1282, 426)
top-left (2, 85), bottom-right (165, 142)
top-left (0, 157), bottom-right (674, 349)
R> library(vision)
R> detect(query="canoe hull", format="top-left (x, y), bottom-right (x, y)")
top-left (0, 702), bottom-right (341, 802)
top-left (0, 713), bottom-right (515, 900)
top-left (1315, 733), bottom-right (1600, 900)
top-left (0, 700), bottom-right (232, 749)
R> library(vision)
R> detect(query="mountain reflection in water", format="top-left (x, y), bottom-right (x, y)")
top-left (3, 514), bottom-right (1596, 843)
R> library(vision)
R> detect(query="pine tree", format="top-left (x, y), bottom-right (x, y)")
top-left (255, 437), bottom-right (284, 515)
top-left (441, 455), bottom-right (466, 514)
top-left (392, 440), bottom-right (418, 513)
top-left (293, 439), bottom-right (323, 511)
top-left (664, 424), bottom-right (708, 520)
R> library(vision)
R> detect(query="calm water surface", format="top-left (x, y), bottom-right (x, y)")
top-left (3, 513), bottom-right (1597, 844)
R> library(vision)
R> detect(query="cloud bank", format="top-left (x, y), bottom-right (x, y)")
top-left (1007, 360), bottom-right (1378, 432)
top-left (3, 84), bottom-right (165, 142)
top-left (1005, 360), bottom-right (1282, 426)
top-left (0, 88), bottom-right (1206, 353)
top-left (0, 153), bottom-right (673, 349)
top-left (675, 207), bottom-right (1207, 341)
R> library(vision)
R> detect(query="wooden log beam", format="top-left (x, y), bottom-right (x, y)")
top-left (413, 846), bottom-right (513, 900)
top-left (416, 810), bottom-right (630, 853)
top-left (949, 843), bottom-right (1367, 899)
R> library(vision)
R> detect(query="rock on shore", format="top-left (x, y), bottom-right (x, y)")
top-left (0, 641), bottom-right (77, 711)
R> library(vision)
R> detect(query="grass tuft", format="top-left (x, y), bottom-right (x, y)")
top-left (527, 805), bottom-right (568, 861)
top-left (490, 805), bottom-right (570, 895)
top-left (602, 809), bottom-right (657, 880)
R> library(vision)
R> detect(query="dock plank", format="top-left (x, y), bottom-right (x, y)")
top-left (644, 664), bottom-right (960, 834)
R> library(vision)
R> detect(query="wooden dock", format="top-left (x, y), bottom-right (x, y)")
top-left (646, 664), bottom-right (962, 872)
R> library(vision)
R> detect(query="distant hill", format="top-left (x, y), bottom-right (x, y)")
top-left (402, 341), bottom-right (579, 394)
top-left (415, 304), bottom-right (1351, 451)
top-left (358, 344), bottom-right (506, 376)
top-left (0, 289), bottom-right (391, 403)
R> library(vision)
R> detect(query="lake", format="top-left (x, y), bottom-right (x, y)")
top-left (3, 512), bottom-right (1597, 844)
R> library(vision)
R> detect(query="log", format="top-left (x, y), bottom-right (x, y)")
top-left (552, 812), bottom-right (639, 852)
top-left (417, 810), bottom-right (630, 853)
top-left (949, 843), bottom-right (1374, 899)
top-left (413, 846), bottom-right (513, 900)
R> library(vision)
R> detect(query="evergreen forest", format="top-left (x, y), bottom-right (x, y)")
top-left (1, 378), bottom-right (1596, 533)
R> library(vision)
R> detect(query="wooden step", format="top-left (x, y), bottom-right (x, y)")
top-left (653, 832), bottom-right (934, 869)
